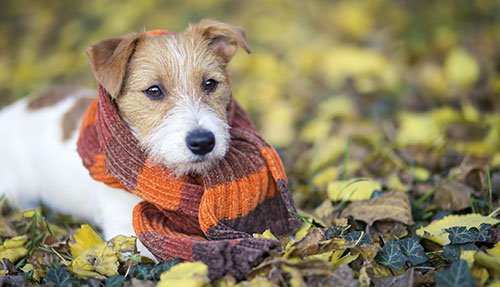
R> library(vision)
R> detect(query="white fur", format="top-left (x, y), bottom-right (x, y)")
top-left (0, 91), bottom-right (153, 259)
top-left (142, 97), bottom-right (229, 175)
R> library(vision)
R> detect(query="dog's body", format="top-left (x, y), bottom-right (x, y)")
top-left (0, 89), bottom-right (143, 241)
top-left (0, 19), bottom-right (255, 258)
top-left (0, 21), bottom-right (300, 274)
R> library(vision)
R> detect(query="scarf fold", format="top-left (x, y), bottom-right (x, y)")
top-left (77, 82), bottom-right (300, 279)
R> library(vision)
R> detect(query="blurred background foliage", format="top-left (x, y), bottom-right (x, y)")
top-left (1, 0), bottom-right (499, 207)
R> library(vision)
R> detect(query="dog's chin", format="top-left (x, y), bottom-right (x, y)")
top-left (172, 157), bottom-right (220, 176)
top-left (146, 152), bottom-right (224, 177)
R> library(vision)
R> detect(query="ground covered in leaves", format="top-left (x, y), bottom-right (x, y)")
top-left (1, 1), bottom-right (500, 286)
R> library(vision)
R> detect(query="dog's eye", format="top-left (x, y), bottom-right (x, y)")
top-left (203, 79), bottom-right (218, 94)
top-left (144, 85), bottom-right (164, 100)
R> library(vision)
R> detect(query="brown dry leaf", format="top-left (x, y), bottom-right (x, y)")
top-left (289, 231), bottom-right (350, 258)
top-left (340, 191), bottom-right (413, 225)
top-left (371, 268), bottom-right (414, 287)
top-left (0, 218), bottom-right (16, 237)
top-left (373, 221), bottom-right (408, 240)
top-left (329, 264), bottom-right (359, 287)
top-left (353, 244), bottom-right (380, 262)
top-left (312, 200), bottom-right (338, 227)
top-left (433, 181), bottom-right (474, 211)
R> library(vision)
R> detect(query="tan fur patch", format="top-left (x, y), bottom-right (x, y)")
top-left (117, 31), bottom-right (232, 139)
top-left (61, 97), bottom-right (94, 140)
top-left (27, 86), bottom-right (79, 110)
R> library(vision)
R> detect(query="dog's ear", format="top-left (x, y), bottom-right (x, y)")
top-left (86, 33), bottom-right (144, 98)
top-left (189, 19), bottom-right (250, 63)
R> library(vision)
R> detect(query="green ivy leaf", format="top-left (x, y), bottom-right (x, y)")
top-left (150, 259), bottom-right (180, 281)
top-left (472, 223), bottom-right (491, 242)
top-left (130, 264), bottom-right (153, 280)
top-left (344, 231), bottom-right (371, 245)
top-left (445, 226), bottom-right (475, 244)
top-left (442, 243), bottom-right (478, 262)
top-left (435, 260), bottom-right (475, 287)
top-left (105, 275), bottom-right (124, 287)
top-left (130, 259), bottom-right (180, 281)
top-left (42, 265), bottom-right (77, 287)
top-left (375, 240), bottom-right (408, 271)
top-left (399, 237), bottom-right (428, 265)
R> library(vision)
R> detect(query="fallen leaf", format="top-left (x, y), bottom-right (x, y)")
top-left (442, 243), bottom-right (478, 262)
top-left (371, 268), bottom-right (415, 287)
top-left (398, 237), bottom-right (428, 266)
top-left (70, 235), bottom-right (137, 279)
top-left (374, 240), bottom-right (407, 271)
top-left (157, 262), bottom-right (210, 287)
top-left (341, 191), bottom-right (413, 225)
top-left (0, 218), bottom-right (16, 237)
top-left (416, 214), bottom-right (500, 245)
top-left (435, 259), bottom-right (475, 287)
top-left (444, 48), bottom-right (480, 89)
top-left (70, 224), bottom-right (104, 259)
top-left (433, 181), bottom-right (474, 211)
top-left (0, 235), bottom-right (28, 263)
top-left (289, 228), bottom-right (348, 257)
top-left (42, 265), bottom-right (77, 286)
top-left (253, 229), bottom-right (277, 241)
top-left (474, 251), bottom-right (500, 274)
top-left (328, 178), bottom-right (382, 201)
top-left (329, 263), bottom-right (358, 287)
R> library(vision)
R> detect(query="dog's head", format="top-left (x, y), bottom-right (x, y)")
top-left (86, 19), bottom-right (250, 175)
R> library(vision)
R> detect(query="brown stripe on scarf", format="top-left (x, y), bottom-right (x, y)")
top-left (77, 48), bottom-right (300, 279)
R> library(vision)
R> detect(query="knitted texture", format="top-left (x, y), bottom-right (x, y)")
top-left (77, 81), bottom-right (301, 278)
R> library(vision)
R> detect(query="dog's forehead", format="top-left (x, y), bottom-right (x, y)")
top-left (134, 33), bottom-right (216, 66)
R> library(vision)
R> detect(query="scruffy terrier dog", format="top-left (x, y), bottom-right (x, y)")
top-left (0, 19), bottom-right (250, 255)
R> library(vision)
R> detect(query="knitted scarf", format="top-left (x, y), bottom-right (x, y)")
top-left (77, 73), bottom-right (301, 278)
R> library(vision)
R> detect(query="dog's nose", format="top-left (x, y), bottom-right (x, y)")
top-left (186, 129), bottom-right (215, 155)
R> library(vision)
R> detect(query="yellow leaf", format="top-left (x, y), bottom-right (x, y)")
top-left (158, 262), bottom-right (210, 287)
top-left (70, 235), bottom-right (136, 279)
top-left (385, 173), bottom-right (409, 192)
top-left (0, 235), bottom-right (28, 262)
top-left (416, 214), bottom-right (500, 245)
top-left (327, 178), bottom-right (381, 201)
top-left (413, 166), bottom-right (430, 182)
top-left (70, 245), bottom-right (118, 279)
top-left (460, 250), bottom-right (476, 267)
top-left (317, 96), bottom-right (357, 120)
top-left (331, 2), bottom-right (373, 39)
top-left (340, 191), bottom-right (413, 225)
top-left (282, 266), bottom-right (305, 287)
top-left (311, 167), bottom-right (339, 188)
top-left (109, 235), bottom-right (136, 261)
top-left (253, 229), bottom-right (277, 241)
top-left (471, 266), bottom-right (489, 286)
top-left (308, 136), bottom-right (345, 174)
top-left (445, 48), bottom-right (480, 89)
top-left (70, 224), bottom-right (104, 259)
top-left (261, 100), bottom-right (296, 148)
top-left (294, 221), bottom-right (313, 242)
top-left (331, 250), bottom-right (359, 270)
top-left (475, 252), bottom-right (500, 274)
top-left (300, 119), bottom-right (331, 143)
top-left (21, 263), bottom-right (41, 281)
top-left (396, 112), bottom-right (443, 147)
top-left (487, 242), bottom-right (500, 257)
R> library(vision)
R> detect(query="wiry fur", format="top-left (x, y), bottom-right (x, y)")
top-left (143, 98), bottom-right (230, 176)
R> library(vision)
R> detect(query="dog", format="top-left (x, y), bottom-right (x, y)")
top-left (0, 19), bottom-right (252, 258)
